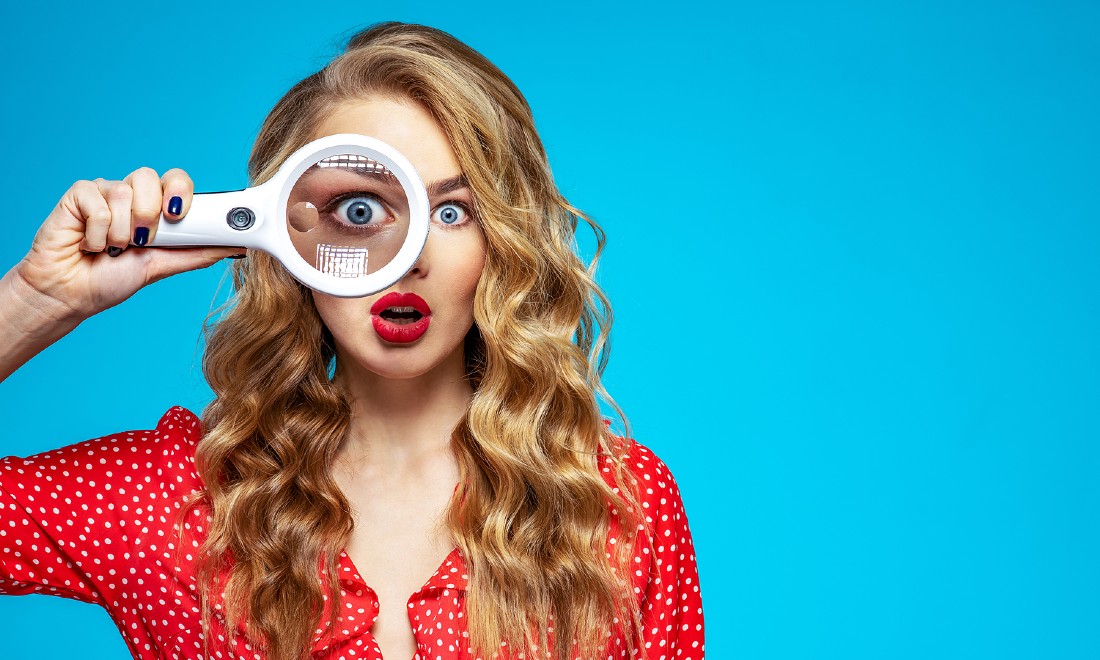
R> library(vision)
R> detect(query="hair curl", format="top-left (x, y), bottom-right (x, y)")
top-left (183, 22), bottom-right (643, 660)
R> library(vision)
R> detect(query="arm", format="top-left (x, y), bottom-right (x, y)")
top-left (0, 265), bottom-right (83, 382)
top-left (0, 407), bottom-right (205, 604)
top-left (631, 444), bottom-right (706, 659)
top-left (0, 169), bottom-right (243, 383)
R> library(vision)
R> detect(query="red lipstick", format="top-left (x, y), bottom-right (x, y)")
top-left (370, 291), bottom-right (432, 343)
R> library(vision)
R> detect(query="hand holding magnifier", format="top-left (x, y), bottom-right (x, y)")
top-left (148, 134), bottom-right (430, 297)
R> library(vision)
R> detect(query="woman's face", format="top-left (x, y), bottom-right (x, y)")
top-left (309, 97), bottom-right (487, 381)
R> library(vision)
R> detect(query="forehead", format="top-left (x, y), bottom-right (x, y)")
top-left (314, 97), bottom-right (462, 185)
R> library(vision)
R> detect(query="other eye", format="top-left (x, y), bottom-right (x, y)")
top-left (432, 202), bottom-right (470, 226)
top-left (333, 195), bottom-right (389, 227)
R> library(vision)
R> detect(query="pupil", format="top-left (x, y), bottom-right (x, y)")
top-left (347, 201), bottom-right (372, 225)
top-left (441, 207), bottom-right (458, 223)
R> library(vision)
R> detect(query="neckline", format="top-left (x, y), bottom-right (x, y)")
top-left (335, 544), bottom-right (468, 596)
top-left (307, 545), bottom-right (467, 656)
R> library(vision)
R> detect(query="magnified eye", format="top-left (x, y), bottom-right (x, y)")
top-left (433, 202), bottom-right (469, 226)
top-left (335, 195), bottom-right (388, 227)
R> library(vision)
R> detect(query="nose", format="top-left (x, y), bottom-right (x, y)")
top-left (399, 232), bottom-right (432, 281)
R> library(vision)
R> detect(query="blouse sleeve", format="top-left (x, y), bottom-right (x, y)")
top-left (0, 407), bottom-right (203, 606)
top-left (629, 442), bottom-right (706, 659)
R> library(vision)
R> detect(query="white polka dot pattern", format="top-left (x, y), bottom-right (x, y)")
top-left (0, 407), bottom-right (705, 659)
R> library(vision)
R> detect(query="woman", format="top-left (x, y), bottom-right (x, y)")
top-left (0, 23), bottom-right (703, 660)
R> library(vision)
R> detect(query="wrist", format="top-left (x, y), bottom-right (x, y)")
top-left (1, 261), bottom-right (84, 344)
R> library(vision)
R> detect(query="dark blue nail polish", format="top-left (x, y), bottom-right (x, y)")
top-left (168, 196), bottom-right (183, 216)
top-left (134, 227), bottom-right (149, 246)
top-left (107, 246), bottom-right (123, 257)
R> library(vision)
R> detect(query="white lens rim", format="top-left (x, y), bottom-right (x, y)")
top-left (267, 133), bottom-right (430, 297)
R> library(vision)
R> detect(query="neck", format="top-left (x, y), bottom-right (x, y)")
top-left (333, 347), bottom-right (472, 471)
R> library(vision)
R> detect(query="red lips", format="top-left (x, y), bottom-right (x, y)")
top-left (370, 291), bottom-right (432, 343)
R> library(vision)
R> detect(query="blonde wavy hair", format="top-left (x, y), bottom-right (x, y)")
top-left (184, 22), bottom-right (644, 660)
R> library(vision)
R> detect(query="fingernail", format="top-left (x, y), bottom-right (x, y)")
top-left (107, 246), bottom-right (123, 257)
top-left (133, 227), bottom-right (149, 246)
top-left (168, 196), bottom-right (183, 216)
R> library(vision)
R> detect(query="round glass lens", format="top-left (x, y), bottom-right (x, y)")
top-left (286, 154), bottom-right (411, 279)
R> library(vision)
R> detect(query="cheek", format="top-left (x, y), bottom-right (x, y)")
top-left (310, 293), bottom-right (362, 341)
top-left (465, 243), bottom-right (488, 304)
top-left (463, 245), bottom-right (487, 296)
top-left (444, 232), bottom-right (487, 303)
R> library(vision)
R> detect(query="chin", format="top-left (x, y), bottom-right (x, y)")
top-left (359, 334), bottom-right (466, 379)
top-left (364, 358), bottom-right (439, 380)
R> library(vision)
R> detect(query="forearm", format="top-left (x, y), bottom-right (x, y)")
top-left (0, 262), bottom-right (84, 382)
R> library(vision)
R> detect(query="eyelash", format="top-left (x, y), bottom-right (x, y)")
top-left (318, 191), bottom-right (394, 233)
top-left (316, 193), bottom-right (477, 232)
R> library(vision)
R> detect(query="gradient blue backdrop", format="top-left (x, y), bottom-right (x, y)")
top-left (2, 1), bottom-right (1098, 658)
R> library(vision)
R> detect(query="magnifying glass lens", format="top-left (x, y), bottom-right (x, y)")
top-left (287, 154), bottom-right (411, 279)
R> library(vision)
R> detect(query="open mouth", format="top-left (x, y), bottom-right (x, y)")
top-left (370, 291), bottom-right (432, 343)
top-left (378, 306), bottom-right (424, 325)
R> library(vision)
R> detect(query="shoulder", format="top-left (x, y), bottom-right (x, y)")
top-left (0, 406), bottom-right (205, 497)
top-left (602, 434), bottom-right (705, 642)
top-left (623, 439), bottom-right (679, 489)
top-left (600, 434), bottom-right (688, 513)
top-left (0, 407), bottom-right (206, 602)
top-left (623, 439), bottom-right (692, 536)
top-left (598, 433), bottom-right (696, 548)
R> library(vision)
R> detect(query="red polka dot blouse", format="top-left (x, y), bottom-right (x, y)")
top-left (0, 407), bottom-right (704, 659)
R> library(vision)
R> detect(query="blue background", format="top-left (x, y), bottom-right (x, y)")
top-left (2, 1), bottom-right (1098, 658)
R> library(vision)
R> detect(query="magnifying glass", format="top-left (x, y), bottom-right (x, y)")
top-left (146, 134), bottom-right (430, 298)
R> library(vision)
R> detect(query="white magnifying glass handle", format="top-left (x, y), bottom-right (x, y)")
top-left (146, 183), bottom-right (274, 248)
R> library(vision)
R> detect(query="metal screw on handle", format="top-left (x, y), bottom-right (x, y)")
top-left (226, 207), bottom-right (256, 230)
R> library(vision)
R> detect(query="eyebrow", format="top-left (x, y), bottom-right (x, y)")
top-left (426, 175), bottom-right (469, 198)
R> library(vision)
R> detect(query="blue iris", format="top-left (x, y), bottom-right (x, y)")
top-left (345, 200), bottom-right (373, 224)
top-left (437, 204), bottom-right (463, 225)
top-left (334, 196), bottom-right (386, 227)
